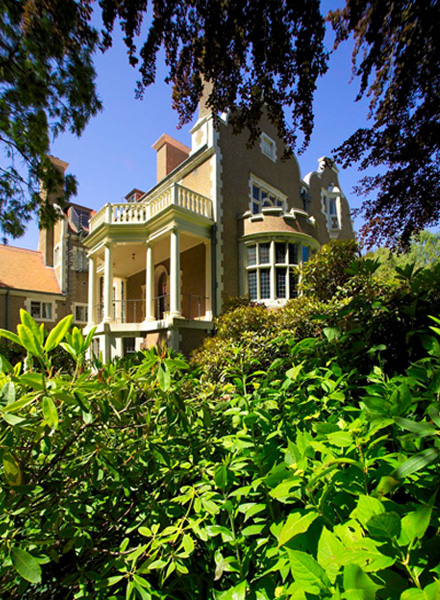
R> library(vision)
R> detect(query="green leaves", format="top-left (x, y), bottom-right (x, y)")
top-left (44, 315), bottom-right (73, 352)
top-left (42, 396), bottom-right (59, 429)
top-left (10, 547), bottom-right (41, 583)
top-left (2, 452), bottom-right (22, 486)
top-left (286, 549), bottom-right (331, 595)
top-left (278, 511), bottom-right (319, 547)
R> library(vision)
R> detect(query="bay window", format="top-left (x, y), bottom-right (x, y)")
top-left (246, 240), bottom-right (313, 302)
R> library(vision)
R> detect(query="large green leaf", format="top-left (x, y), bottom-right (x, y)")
top-left (317, 526), bottom-right (345, 583)
top-left (157, 362), bottom-right (171, 392)
top-left (401, 581), bottom-right (440, 600)
top-left (393, 448), bottom-right (438, 480)
top-left (42, 396), bottom-right (59, 429)
top-left (278, 511), bottom-right (319, 547)
top-left (352, 495), bottom-right (385, 528)
top-left (20, 309), bottom-right (43, 343)
top-left (10, 547), bottom-right (42, 583)
top-left (286, 549), bottom-right (331, 595)
top-left (400, 509), bottom-right (432, 546)
top-left (0, 328), bottom-right (22, 347)
top-left (1, 381), bottom-right (15, 404)
top-left (2, 452), bottom-right (22, 486)
top-left (394, 417), bottom-right (437, 437)
top-left (367, 512), bottom-right (401, 540)
top-left (44, 314), bottom-right (73, 352)
top-left (343, 564), bottom-right (382, 600)
top-left (17, 324), bottom-right (43, 357)
top-left (214, 580), bottom-right (247, 600)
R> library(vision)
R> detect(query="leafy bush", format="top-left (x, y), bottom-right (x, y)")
top-left (1, 283), bottom-right (440, 598)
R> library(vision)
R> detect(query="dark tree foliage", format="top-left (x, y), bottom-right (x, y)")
top-left (329, 0), bottom-right (440, 249)
top-left (0, 0), bottom-right (101, 241)
top-left (99, 0), bottom-right (328, 151)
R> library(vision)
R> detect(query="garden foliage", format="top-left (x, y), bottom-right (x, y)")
top-left (1, 244), bottom-right (440, 599)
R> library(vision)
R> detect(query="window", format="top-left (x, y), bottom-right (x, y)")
top-left (73, 248), bottom-right (88, 272)
top-left (123, 337), bottom-right (136, 356)
top-left (74, 304), bottom-right (88, 323)
top-left (322, 190), bottom-right (341, 231)
top-left (301, 188), bottom-right (311, 212)
top-left (246, 241), bottom-right (307, 302)
top-left (30, 301), bottom-right (53, 320)
top-left (69, 206), bottom-right (91, 230)
top-left (250, 177), bottom-right (286, 215)
top-left (260, 133), bottom-right (277, 161)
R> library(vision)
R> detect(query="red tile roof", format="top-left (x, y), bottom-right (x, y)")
top-left (0, 245), bottom-right (61, 294)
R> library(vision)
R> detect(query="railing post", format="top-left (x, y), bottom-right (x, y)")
top-left (172, 184), bottom-right (180, 208)
top-left (105, 203), bottom-right (112, 224)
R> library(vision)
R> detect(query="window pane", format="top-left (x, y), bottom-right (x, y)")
top-left (329, 198), bottom-right (337, 215)
top-left (247, 245), bottom-right (257, 266)
top-left (302, 246), bottom-right (310, 263)
top-left (42, 303), bottom-right (52, 319)
top-left (248, 271), bottom-right (257, 300)
top-left (289, 243), bottom-right (298, 264)
top-left (276, 243), bottom-right (286, 263)
top-left (259, 243), bottom-right (270, 264)
top-left (252, 185), bottom-right (259, 200)
top-left (252, 201), bottom-right (260, 214)
top-left (30, 301), bottom-right (40, 318)
top-left (289, 270), bottom-right (298, 298)
top-left (260, 269), bottom-right (270, 299)
top-left (276, 267), bottom-right (287, 298)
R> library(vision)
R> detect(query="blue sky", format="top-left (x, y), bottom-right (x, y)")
top-left (14, 4), bottom-right (373, 251)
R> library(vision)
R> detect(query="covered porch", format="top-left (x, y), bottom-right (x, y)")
top-left (83, 184), bottom-right (215, 359)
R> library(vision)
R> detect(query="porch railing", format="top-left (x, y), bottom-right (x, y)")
top-left (94, 293), bottom-right (208, 323)
top-left (89, 184), bottom-right (213, 233)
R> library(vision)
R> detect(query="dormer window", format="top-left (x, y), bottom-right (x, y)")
top-left (260, 133), bottom-right (277, 162)
top-left (69, 206), bottom-right (91, 231)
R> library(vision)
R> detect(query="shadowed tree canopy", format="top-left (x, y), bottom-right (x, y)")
top-left (2, 0), bottom-right (439, 248)
top-left (329, 0), bottom-right (440, 249)
top-left (0, 0), bottom-right (101, 241)
top-left (0, 0), bottom-right (327, 241)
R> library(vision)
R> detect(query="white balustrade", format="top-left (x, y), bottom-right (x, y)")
top-left (88, 184), bottom-right (213, 232)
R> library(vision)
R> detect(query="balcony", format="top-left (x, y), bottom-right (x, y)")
top-left (89, 184), bottom-right (213, 233)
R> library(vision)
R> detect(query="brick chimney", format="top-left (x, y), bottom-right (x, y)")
top-left (38, 156), bottom-right (68, 267)
top-left (152, 134), bottom-right (191, 182)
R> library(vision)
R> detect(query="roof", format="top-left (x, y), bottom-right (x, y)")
top-left (0, 245), bottom-right (61, 294)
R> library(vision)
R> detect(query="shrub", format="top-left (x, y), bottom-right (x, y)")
top-left (1, 310), bottom-right (440, 599)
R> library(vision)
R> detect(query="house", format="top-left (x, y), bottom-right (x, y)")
top-left (83, 99), bottom-right (354, 360)
top-left (0, 158), bottom-right (93, 334)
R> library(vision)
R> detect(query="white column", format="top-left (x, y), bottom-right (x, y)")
top-left (169, 228), bottom-right (181, 318)
top-left (144, 242), bottom-right (155, 322)
top-left (270, 241), bottom-right (276, 301)
top-left (87, 254), bottom-right (96, 325)
top-left (204, 240), bottom-right (212, 320)
top-left (103, 244), bottom-right (113, 323)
